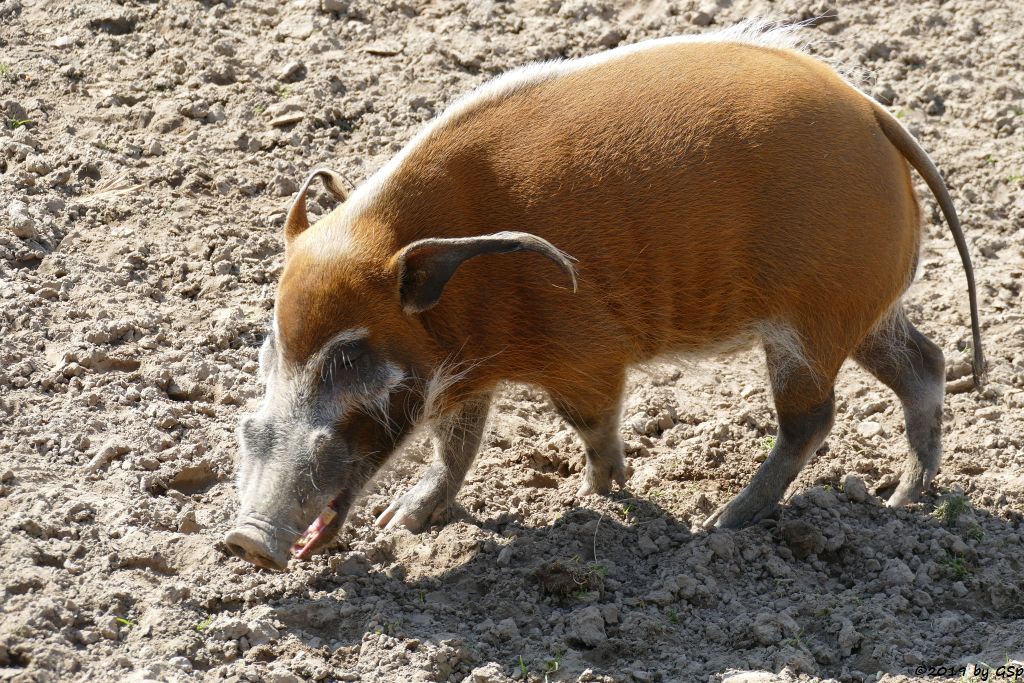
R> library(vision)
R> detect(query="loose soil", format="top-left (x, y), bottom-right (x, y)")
top-left (1, 1), bottom-right (1022, 682)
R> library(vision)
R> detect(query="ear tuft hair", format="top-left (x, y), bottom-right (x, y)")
top-left (283, 168), bottom-right (351, 246)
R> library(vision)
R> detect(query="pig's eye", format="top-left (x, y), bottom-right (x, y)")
top-left (320, 339), bottom-right (378, 393)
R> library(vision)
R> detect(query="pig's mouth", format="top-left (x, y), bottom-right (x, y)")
top-left (225, 495), bottom-right (346, 571)
top-left (290, 495), bottom-right (345, 560)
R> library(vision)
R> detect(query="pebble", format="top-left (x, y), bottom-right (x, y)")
top-left (842, 475), bottom-right (869, 502)
top-left (467, 662), bottom-right (507, 683)
top-left (266, 670), bottom-right (301, 683)
top-left (722, 673), bottom-right (785, 683)
top-left (276, 60), bottom-right (306, 83)
top-left (779, 520), bottom-right (826, 559)
top-left (750, 612), bottom-right (782, 646)
top-left (880, 559), bottom-right (914, 586)
top-left (572, 605), bottom-right (607, 647)
top-left (857, 421), bottom-right (884, 438)
top-left (836, 618), bottom-right (862, 657)
top-left (637, 533), bottom-right (659, 556)
top-left (8, 200), bottom-right (37, 239)
top-left (707, 531), bottom-right (736, 560)
top-left (86, 441), bottom-right (130, 472)
top-left (97, 616), bottom-right (120, 640)
top-left (167, 656), bottom-right (193, 672)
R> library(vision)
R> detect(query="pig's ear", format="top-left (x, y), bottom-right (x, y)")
top-left (391, 231), bottom-right (578, 314)
top-left (283, 168), bottom-right (350, 246)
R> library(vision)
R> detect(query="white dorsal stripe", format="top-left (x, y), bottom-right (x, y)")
top-left (327, 19), bottom-right (813, 243)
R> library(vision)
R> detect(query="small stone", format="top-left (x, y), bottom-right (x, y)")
top-left (571, 605), bottom-right (606, 647)
top-left (947, 376), bottom-right (975, 394)
top-left (836, 618), bottom-right (862, 657)
top-left (842, 475), bottom-right (868, 502)
top-left (491, 618), bottom-right (518, 641)
top-left (328, 552), bottom-right (370, 575)
top-left (750, 613), bottom-right (781, 646)
top-left (467, 663), bottom-right (506, 683)
top-left (722, 673), bottom-right (784, 683)
top-left (8, 200), bottom-right (37, 239)
top-left (645, 589), bottom-right (675, 606)
top-left (276, 60), bottom-right (306, 83)
top-left (675, 575), bottom-right (698, 600)
top-left (707, 531), bottom-right (735, 560)
top-left (364, 41), bottom-right (403, 56)
top-left (975, 407), bottom-right (1001, 421)
top-left (857, 421), bottom-right (883, 438)
top-left (322, 0), bottom-right (348, 10)
top-left (270, 112), bottom-right (305, 127)
top-left (281, 20), bottom-right (314, 40)
top-left (779, 520), bottom-right (826, 559)
top-left (266, 670), bottom-right (301, 683)
top-left (168, 656), bottom-right (193, 672)
top-left (98, 616), bottom-right (120, 640)
top-left (86, 441), bottom-right (130, 472)
top-left (496, 545), bottom-right (513, 567)
top-left (25, 155), bottom-right (50, 175)
top-left (637, 533), bottom-right (659, 556)
top-left (880, 559), bottom-right (914, 587)
top-left (597, 28), bottom-right (626, 47)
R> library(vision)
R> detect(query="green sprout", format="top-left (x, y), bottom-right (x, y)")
top-left (544, 652), bottom-right (563, 682)
top-left (934, 495), bottom-right (970, 526)
top-left (939, 554), bottom-right (973, 580)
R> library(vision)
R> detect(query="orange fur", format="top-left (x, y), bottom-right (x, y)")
top-left (279, 42), bottom-right (931, 419)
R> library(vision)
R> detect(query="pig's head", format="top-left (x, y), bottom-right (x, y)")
top-left (224, 169), bottom-right (577, 570)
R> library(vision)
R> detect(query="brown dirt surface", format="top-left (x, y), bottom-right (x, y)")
top-left (1, 1), bottom-right (1023, 682)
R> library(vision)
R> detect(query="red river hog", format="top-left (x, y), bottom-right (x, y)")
top-left (224, 20), bottom-right (984, 570)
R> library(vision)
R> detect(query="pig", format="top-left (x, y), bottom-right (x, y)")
top-left (224, 20), bottom-right (984, 570)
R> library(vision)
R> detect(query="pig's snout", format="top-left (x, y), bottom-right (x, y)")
top-left (224, 515), bottom-right (292, 571)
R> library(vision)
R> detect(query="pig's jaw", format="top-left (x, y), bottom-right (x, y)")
top-left (290, 494), bottom-right (346, 560)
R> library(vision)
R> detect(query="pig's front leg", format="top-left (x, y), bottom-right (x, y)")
top-left (549, 368), bottom-right (632, 497)
top-left (375, 393), bottom-right (492, 532)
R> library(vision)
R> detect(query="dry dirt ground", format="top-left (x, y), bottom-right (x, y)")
top-left (2, 0), bottom-right (1023, 681)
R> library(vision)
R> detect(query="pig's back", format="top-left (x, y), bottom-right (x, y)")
top-left (374, 40), bottom-right (919, 374)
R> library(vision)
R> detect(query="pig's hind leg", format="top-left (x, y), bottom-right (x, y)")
top-left (854, 308), bottom-right (945, 507)
top-left (375, 394), bottom-right (492, 532)
top-left (705, 331), bottom-right (840, 529)
top-left (550, 368), bottom-right (632, 497)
